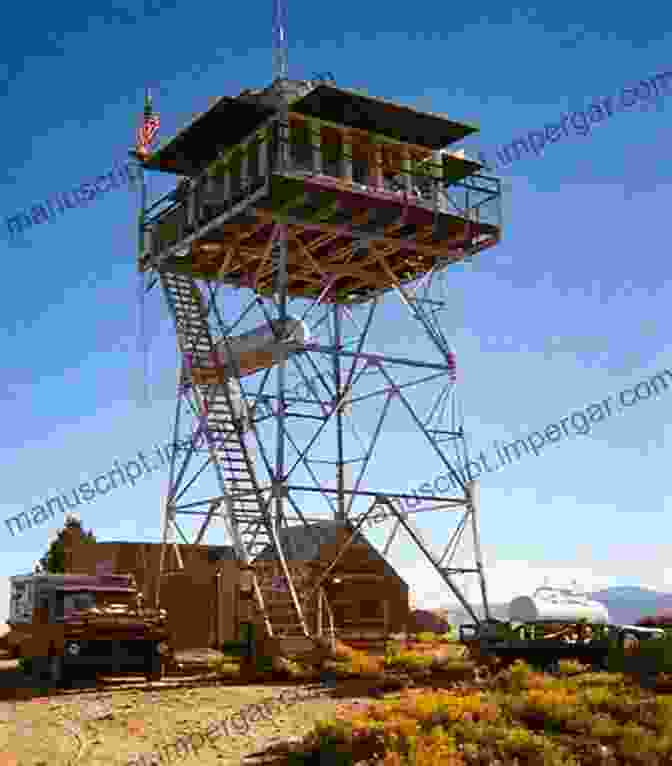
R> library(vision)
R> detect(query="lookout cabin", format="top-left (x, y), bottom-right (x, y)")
top-left (139, 78), bottom-right (502, 302)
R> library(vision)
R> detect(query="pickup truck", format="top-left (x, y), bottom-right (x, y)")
top-left (6, 572), bottom-right (173, 686)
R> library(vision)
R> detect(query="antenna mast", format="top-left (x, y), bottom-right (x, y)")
top-left (272, 0), bottom-right (288, 80)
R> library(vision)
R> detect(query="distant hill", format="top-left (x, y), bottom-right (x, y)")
top-left (588, 587), bottom-right (672, 626)
top-left (430, 586), bottom-right (672, 627)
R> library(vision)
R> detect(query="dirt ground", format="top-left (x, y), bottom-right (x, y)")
top-left (0, 659), bottom-right (362, 766)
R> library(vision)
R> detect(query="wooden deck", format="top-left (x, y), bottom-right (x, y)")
top-left (151, 171), bottom-right (499, 302)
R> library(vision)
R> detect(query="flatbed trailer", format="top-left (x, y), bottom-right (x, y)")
top-left (457, 620), bottom-right (657, 673)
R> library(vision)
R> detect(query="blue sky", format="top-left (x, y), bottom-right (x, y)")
top-left (1, 0), bottom-right (671, 623)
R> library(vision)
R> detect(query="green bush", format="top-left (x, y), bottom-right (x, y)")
top-left (385, 641), bottom-right (404, 662)
top-left (255, 655), bottom-right (275, 674)
top-left (220, 639), bottom-right (248, 656)
top-left (385, 650), bottom-right (433, 673)
top-left (18, 657), bottom-right (33, 675)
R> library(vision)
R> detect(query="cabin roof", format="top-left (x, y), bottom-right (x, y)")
top-left (143, 96), bottom-right (276, 176)
top-left (143, 80), bottom-right (478, 176)
top-left (291, 84), bottom-right (477, 149)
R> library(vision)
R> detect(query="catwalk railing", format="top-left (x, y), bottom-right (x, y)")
top-left (139, 119), bottom-right (502, 269)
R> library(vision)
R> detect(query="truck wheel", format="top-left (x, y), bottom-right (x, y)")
top-left (545, 660), bottom-right (560, 674)
top-left (145, 644), bottom-right (163, 682)
top-left (47, 655), bottom-right (66, 686)
top-left (29, 657), bottom-right (48, 685)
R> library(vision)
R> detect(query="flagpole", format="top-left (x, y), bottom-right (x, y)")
top-left (134, 87), bottom-right (151, 407)
top-left (139, 159), bottom-right (150, 406)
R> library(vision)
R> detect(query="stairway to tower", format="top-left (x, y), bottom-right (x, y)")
top-left (253, 563), bottom-right (323, 650)
top-left (159, 269), bottom-right (311, 640)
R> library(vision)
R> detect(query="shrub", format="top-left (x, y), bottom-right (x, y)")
top-left (385, 650), bottom-right (433, 673)
top-left (556, 659), bottom-right (585, 676)
top-left (255, 654), bottom-right (275, 674)
top-left (18, 657), bottom-right (33, 675)
top-left (408, 732), bottom-right (464, 766)
top-left (294, 646), bottom-right (672, 766)
top-left (588, 713), bottom-right (622, 740)
top-left (271, 656), bottom-right (312, 679)
top-left (348, 650), bottom-right (384, 679)
top-left (510, 687), bottom-right (580, 731)
top-left (495, 659), bottom-right (535, 692)
top-left (322, 650), bottom-right (384, 679)
top-left (215, 660), bottom-right (240, 678)
top-left (498, 724), bottom-right (544, 750)
top-left (385, 641), bottom-right (405, 662)
top-left (329, 640), bottom-right (358, 662)
top-left (220, 639), bottom-right (248, 656)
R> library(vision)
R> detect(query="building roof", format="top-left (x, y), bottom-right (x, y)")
top-left (79, 539), bottom-right (238, 561)
top-left (65, 525), bottom-right (404, 582)
top-left (10, 573), bottom-right (137, 592)
top-left (205, 545), bottom-right (238, 562)
top-left (254, 520), bottom-right (405, 583)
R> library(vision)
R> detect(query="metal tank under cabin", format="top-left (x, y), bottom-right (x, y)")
top-left (509, 585), bottom-right (611, 625)
top-left (189, 318), bottom-right (310, 384)
top-left (214, 317), bottom-right (310, 377)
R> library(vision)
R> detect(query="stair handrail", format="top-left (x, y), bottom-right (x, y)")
top-left (321, 588), bottom-right (336, 650)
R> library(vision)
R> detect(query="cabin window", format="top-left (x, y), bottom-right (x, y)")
top-left (247, 141), bottom-right (260, 184)
top-left (352, 157), bottom-right (369, 185)
top-left (229, 150), bottom-right (243, 200)
top-left (290, 122), bottom-right (313, 171)
top-left (321, 132), bottom-right (342, 178)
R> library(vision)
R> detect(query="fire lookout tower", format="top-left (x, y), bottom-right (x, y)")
top-left (136, 76), bottom-right (503, 643)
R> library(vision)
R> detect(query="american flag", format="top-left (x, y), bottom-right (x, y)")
top-left (136, 90), bottom-right (160, 157)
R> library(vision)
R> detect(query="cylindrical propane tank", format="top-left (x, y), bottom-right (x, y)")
top-left (509, 586), bottom-right (610, 625)
top-left (188, 318), bottom-right (310, 384)
top-left (215, 318), bottom-right (310, 377)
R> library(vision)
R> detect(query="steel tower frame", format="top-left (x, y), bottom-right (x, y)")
top-left (143, 229), bottom-right (493, 632)
top-left (135, 86), bottom-right (501, 640)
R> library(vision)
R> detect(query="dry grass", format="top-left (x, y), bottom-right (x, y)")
top-left (0, 683), bottom-right (353, 766)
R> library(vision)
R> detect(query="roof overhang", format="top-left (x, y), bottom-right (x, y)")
top-left (290, 84), bottom-right (478, 149)
top-left (143, 96), bottom-right (276, 176)
top-left (142, 82), bottom-right (478, 176)
top-left (54, 585), bottom-right (137, 595)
